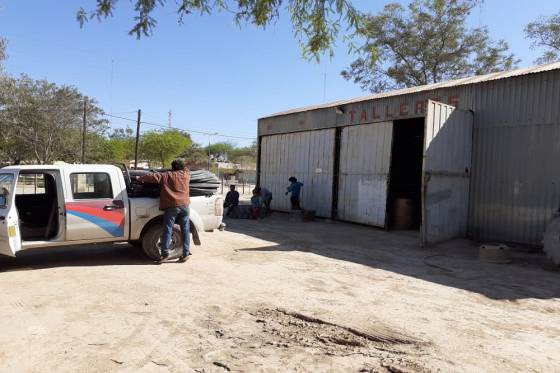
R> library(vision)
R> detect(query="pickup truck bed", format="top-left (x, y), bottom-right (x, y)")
top-left (128, 169), bottom-right (221, 198)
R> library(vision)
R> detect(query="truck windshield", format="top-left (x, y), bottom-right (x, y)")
top-left (0, 173), bottom-right (14, 209)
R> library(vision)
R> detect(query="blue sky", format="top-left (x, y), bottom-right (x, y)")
top-left (0, 0), bottom-right (558, 146)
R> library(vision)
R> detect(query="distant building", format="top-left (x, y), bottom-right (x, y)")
top-left (129, 160), bottom-right (151, 170)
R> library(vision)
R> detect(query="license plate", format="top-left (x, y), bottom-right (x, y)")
top-left (8, 226), bottom-right (16, 237)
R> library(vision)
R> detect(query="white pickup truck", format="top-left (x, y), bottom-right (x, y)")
top-left (0, 164), bottom-right (224, 260)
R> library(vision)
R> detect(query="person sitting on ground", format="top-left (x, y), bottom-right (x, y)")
top-left (223, 185), bottom-right (240, 216)
top-left (285, 176), bottom-right (303, 210)
top-left (256, 186), bottom-right (273, 215)
top-left (250, 188), bottom-right (262, 219)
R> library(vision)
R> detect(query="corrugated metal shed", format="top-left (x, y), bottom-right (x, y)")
top-left (258, 63), bottom-right (560, 246)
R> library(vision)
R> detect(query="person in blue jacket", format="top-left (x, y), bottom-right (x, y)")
top-left (285, 176), bottom-right (303, 210)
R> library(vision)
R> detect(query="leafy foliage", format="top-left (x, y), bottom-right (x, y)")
top-left (181, 143), bottom-right (209, 168)
top-left (0, 74), bottom-right (107, 164)
top-left (0, 37), bottom-right (6, 71)
top-left (228, 141), bottom-right (257, 165)
top-left (106, 128), bottom-right (136, 164)
top-left (141, 129), bottom-right (193, 168)
top-left (341, 0), bottom-right (519, 93)
top-left (525, 11), bottom-right (560, 64)
top-left (76, 0), bottom-right (361, 58)
top-left (206, 142), bottom-right (236, 159)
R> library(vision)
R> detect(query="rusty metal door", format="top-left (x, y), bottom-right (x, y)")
top-left (337, 122), bottom-right (393, 227)
top-left (422, 100), bottom-right (473, 245)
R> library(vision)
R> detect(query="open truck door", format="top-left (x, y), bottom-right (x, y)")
top-left (422, 100), bottom-right (473, 246)
top-left (0, 170), bottom-right (21, 256)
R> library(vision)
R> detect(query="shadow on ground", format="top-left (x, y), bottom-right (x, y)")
top-left (225, 214), bottom-right (560, 300)
top-left (0, 244), bottom-right (151, 272)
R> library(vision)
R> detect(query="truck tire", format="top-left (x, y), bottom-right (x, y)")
top-left (141, 224), bottom-right (183, 261)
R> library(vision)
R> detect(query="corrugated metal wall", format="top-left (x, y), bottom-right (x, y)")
top-left (338, 122), bottom-right (393, 227)
top-left (258, 69), bottom-right (560, 246)
top-left (423, 101), bottom-right (473, 244)
top-left (259, 130), bottom-right (335, 217)
top-left (468, 70), bottom-right (560, 245)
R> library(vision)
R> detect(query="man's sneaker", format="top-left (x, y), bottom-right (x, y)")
top-left (178, 252), bottom-right (192, 263)
top-left (158, 251), bottom-right (170, 263)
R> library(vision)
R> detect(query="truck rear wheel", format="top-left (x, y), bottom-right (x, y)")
top-left (141, 224), bottom-right (183, 261)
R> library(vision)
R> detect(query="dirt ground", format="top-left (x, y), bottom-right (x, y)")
top-left (1, 214), bottom-right (559, 373)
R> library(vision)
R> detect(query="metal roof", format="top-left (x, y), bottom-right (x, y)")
top-left (261, 62), bottom-right (560, 119)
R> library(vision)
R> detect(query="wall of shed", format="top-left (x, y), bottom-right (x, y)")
top-left (259, 130), bottom-right (335, 217)
top-left (258, 70), bottom-right (560, 246)
top-left (469, 70), bottom-right (560, 245)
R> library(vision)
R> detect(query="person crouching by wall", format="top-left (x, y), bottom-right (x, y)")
top-left (256, 186), bottom-right (273, 215)
top-left (250, 188), bottom-right (262, 219)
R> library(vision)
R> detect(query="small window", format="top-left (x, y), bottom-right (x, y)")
top-left (0, 173), bottom-right (14, 209)
top-left (16, 174), bottom-right (46, 195)
top-left (70, 173), bottom-right (113, 199)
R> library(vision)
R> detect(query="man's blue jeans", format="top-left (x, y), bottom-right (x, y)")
top-left (161, 205), bottom-right (190, 256)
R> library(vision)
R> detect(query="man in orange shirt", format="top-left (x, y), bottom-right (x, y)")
top-left (137, 159), bottom-right (191, 262)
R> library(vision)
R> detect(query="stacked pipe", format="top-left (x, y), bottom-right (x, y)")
top-left (129, 169), bottom-right (220, 197)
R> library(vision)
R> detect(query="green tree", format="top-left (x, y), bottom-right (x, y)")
top-left (141, 129), bottom-right (192, 168)
top-left (525, 11), bottom-right (560, 64)
top-left (76, 0), bottom-right (361, 59)
top-left (206, 142), bottom-right (236, 159)
top-left (182, 143), bottom-right (208, 168)
top-left (85, 133), bottom-right (113, 163)
top-left (107, 128), bottom-right (135, 163)
top-left (0, 37), bottom-right (7, 73)
top-left (0, 74), bottom-right (107, 164)
top-left (341, 0), bottom-right (518, 93)
top-left (229, 141), bottom-right (257, 165)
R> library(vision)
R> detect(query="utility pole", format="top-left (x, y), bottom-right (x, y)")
top-left (207, 135), bottom-right (211, 170)
top-left (81, 98), bottom-right (87, 163)
top-left (207, 132), bottom-right (218, 171)
top-left (134, 109), bottom-right (141, 169)
top-left (168, 110), bottom-right (172, 128)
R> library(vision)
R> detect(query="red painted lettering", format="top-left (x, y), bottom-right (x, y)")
top-left (349, 110), bottom-right (356, 122)
top-left (448, 95), bottom-right (459, 107)
top-left (386, 105), bottom-right (394, 119)
top-left (372, 106), bottom-right (381, 119)
top-left (360, 110), bottom-right (368, 122)
top-left (399, 103), bottom-right (408, 116)
top-left (415, 101), bottom-right (425, 115)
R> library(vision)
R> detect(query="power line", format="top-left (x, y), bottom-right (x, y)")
top-left (102, 113), bottom-right (256, 140)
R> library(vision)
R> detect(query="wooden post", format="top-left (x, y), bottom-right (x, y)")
top-left (134, 109), bottom-right (141, 169)
top-left (81, 99), bottom-right (87, 163)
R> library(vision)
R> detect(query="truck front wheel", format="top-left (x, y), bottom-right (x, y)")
top-left (141, 224), bottom-right (183, 261)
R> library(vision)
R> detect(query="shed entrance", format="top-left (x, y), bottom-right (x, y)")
top-left (387, 117), bottom-right (425, 230)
